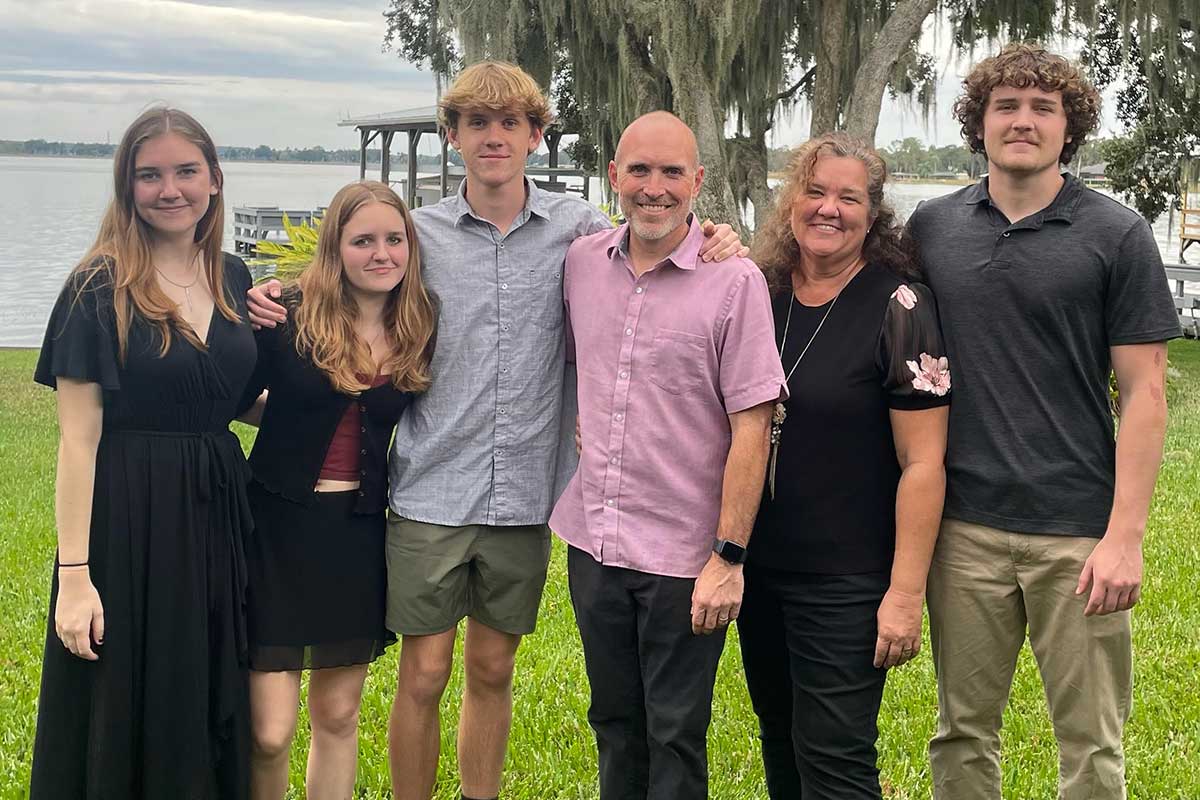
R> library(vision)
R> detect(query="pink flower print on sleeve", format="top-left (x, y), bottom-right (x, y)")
top-left (891, 284), bottom-right (918, 310)
top-left (906, 353), bottom-right (951, 396)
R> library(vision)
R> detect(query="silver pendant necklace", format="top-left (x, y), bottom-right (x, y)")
top-left (768, 261), bottom-right (862, 499)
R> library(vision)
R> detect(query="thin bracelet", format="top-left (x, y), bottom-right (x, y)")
top-left (58, 560), bottom-right (89, 569)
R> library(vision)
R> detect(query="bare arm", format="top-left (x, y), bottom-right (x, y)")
top-left (875, 405), bottom-right (948, 668)
top-left (53, 378), bottom-right (106, 661)
top-left (690, 401), bottom-right (773, 635)
top-left (1077, 342), bottom-right (1169, 616)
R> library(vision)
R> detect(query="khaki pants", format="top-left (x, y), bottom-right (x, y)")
top-left (927, 519), bottom-right (1132, 800)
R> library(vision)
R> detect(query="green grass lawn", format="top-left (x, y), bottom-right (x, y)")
top-left (2, 343), bottom-right (1198, 799)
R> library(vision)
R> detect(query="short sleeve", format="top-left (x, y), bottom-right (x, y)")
top-left (1105, 219), bottom-right (1182, 345)
top-left (877, 281), bottom-right (952, 410)
top-left (34, 267), bottom-right (121, 391)
top-left (717, 266), bottom-right (788, 413)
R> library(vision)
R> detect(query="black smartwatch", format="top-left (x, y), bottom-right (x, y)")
top-left (712, 538), bottom-right (747, 565)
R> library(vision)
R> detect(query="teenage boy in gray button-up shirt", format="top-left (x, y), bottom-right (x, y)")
top-left (908, 44), bottom-right (1180, 800)
top-left (248, 61), bottom-right (744, 800)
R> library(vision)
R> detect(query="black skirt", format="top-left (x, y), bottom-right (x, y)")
top-left (245, 482), bottom-right (395, 671)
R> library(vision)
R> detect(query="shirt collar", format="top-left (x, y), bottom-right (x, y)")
top-left (606, 213), bottom-right (703, 271)
top-left (451, 176), bottom-right (550, 227)
top-left (964, 172), bottom-right (1083, 226)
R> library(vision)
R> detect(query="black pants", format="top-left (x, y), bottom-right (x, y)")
top-left (737, 565), bottom-right (890, 799)
top-left (567, 546), bottom-right (727, 800)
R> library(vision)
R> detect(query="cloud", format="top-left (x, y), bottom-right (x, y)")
top-left (0, 0), bottom-right (412, 82)
top-left (0, 0), bottom-right (438, 146)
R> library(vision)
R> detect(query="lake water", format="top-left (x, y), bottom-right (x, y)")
top-left (0, 156), bottom-right (1186, 347)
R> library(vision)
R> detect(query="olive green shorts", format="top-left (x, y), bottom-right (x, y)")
top-left (384, 512), bottom-right (552, 636)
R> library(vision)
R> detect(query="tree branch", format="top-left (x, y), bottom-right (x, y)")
top-left (843, 0), bottom-right (939, 142)
top-left (775, 65), bottom-right (817, 104)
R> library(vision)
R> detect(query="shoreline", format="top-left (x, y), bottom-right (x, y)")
top-left (0, 153), bottom-right (378, 168)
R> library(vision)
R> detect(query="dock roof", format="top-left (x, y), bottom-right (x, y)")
top-left (338, 106), bottom-right (441, 132)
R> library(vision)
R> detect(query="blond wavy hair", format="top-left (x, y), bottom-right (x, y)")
top-left (438, 60), bottom-right (554, 133)
top-left (752, 132), bottom-right (917, 293)
top-left (72, 106), bottom-right (237, 361)
top-left (291, 181), bottom-right (436, 395)
top-left (954, 43), bottom-right (1101, 165)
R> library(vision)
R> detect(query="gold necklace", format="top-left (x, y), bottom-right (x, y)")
top-left (155, 256), bottom-right (203, 312)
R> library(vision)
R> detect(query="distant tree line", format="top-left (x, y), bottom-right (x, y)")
top-left (0, 138), bottom-right (386, 163)
top-left (0, 139), bottom-right (576, 169)
top-left (765, 138), bottom-right (1108, 181)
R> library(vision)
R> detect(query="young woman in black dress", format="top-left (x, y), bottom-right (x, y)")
top-left (237, 181), bottom-right (436, 798)
top-left (31, 107), bottom-right (257, 798)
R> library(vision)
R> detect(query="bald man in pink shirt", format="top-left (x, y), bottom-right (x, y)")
top-left (550, 112), bottom-right (786, 800)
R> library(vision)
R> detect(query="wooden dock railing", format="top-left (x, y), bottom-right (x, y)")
top-left (233, 206), bottom-right (321, 258)
top-left (1165, 263), bottom-right (1200, 338)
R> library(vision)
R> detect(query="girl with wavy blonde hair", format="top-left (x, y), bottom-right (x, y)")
top-left (292, 181), bottom-right (436, 393)
top-left (238, 181), bottom-right (436, 799)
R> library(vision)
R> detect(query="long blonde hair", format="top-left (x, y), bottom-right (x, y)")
top-left (292, 181), bottom-right (436, 394)
top-left (72, 106), bottom-right (237, 360)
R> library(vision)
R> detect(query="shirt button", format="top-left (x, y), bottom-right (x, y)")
top-left (635, 287), bottom-right (644, 294)
top-left (624, 328), bottom-right (633, 336)
top-left (501, 324), bottom-right (510, 331)
top-left (619, 370), bottom-right (628, 379)
top-left (499, 408), bottom-right (507, 414)
top-left (360, 448), bottom-right (367, 455)
top-left (610, 456), bottom-right (619, 465)
top-left (501, 367), bottom-right (508, 373)
top-left (605, 499), bottom-right (615, 507)
top-left (614, 413), bottom-right (624, 421)
top-left (501, 283), bottom-right (508, 289)
top-left (499, 243), bottom-right (505, 249)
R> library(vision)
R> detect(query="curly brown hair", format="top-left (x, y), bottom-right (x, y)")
top-left (953, 43), bottom-right (1101, 165)
top-left (751, 132), bottom-right (918, 294)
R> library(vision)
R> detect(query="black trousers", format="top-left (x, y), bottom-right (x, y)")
top-left (737, 565), bottom-right (890, 800)
top-left (567, 546), bottom-right (728, 800)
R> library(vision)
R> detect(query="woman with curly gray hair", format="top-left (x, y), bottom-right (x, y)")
top-left (739, 132), bottom-right (951, 799)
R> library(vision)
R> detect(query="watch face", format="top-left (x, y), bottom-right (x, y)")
top-left (715, 539), bottom-right (746, 563)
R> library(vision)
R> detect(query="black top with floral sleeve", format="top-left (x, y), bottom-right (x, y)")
top-left (749, 262), bottom-right (951, 574)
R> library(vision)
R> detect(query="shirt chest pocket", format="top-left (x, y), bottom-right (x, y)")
top-left (517, 265), bottom-right (564, 329)
top-left (649, 329), bottom-right (708, 395)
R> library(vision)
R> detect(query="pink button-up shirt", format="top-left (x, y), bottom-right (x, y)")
top-left (550, 216), bottom-right (786, 578)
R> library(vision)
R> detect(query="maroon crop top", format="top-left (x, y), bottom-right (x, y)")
top-left (319, 374), bottom-right (390, 481)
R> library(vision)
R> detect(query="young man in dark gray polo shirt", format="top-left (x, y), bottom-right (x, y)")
top-left (907, 44), bottom-right (1180, 799)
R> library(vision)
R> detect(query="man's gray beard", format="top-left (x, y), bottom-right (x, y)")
top-left (628, 218), bottom-right (677, 241)
top-left (621, 200), bottom-right (689, 242)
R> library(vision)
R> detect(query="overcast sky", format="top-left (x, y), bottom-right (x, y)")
top-left (0, 1), bottom-right (1109, 152)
